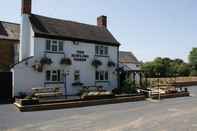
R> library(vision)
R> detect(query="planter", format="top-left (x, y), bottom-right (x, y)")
top-left (19, 99), bottom-right (39, 106)
top-left (81, 91), bottom-right (115, 100)
top-left (151, 91), bottom-right (190, 99)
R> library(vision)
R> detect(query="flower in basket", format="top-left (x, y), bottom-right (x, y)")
top-left (108, 61), bottom-right (116, 67)
top-left (92, 59), bottom-right (102, 68)
top-left (40, 56), bottom-right (53, 65)
top-left (60, 57), bottom-right (72, 65)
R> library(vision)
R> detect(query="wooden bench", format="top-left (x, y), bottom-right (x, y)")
top-left (32, 87), bottom-right (63, 98)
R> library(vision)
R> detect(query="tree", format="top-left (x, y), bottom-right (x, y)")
top-left (141, 57), bottom-right (191, 78)
top-left (189, 48), bottom-right (197, 68)
top-left (189, 48), bottom-right (197, 76)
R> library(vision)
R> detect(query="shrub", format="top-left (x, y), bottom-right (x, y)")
top-left (18, 92), bottom-right (27, 99)
top-left (121, 79), bottom-right (137, 94)
top-left (24, 96), bottom-right (33, 100)
top-left (190, 70), bottom-right (197, 76)
top-left (112, 88), bottom-right (121, 94)
top-left (79, 87), bottom-right (90, 96)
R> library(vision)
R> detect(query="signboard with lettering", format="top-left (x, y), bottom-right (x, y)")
top-left (71, 50), bottom-right (89, 61)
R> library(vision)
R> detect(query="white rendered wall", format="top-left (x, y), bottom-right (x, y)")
top-left (19, 15), bottom-right (34, 61)
top-left (13, 37), bottom-right (118, 96)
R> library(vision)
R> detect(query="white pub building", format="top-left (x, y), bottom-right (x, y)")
top-left (12, 0), bottom-right (120, 96)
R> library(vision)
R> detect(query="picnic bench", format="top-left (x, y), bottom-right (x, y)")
top-left (32, 87), bottom-right (63, 98)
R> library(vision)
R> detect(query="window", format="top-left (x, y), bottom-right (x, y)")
top-left (100, 46), bottom-right (104, 55)
top-left (73, 41), bottom-right (79, 45)
top-left (104, 47), bottom-right (108, 55)
top-left (95, 71), bottom-right (109, 81)
top-left (46, 40), bottom-right (51, 51)
top-left (95, 46), bottom-right (99, 54)
top-left (45, 39), bottom-right (64, 52)
top-left (45, 70), bottom-right (63, 82)
top-left (96, 71), bottom-right (99, 80)
top-left (95, 45), bottom-right (108, 56)
top-left (105, 71), bottom-right (108, 80)
top-left (59, 41), bottom-right (64, 51)
top-left (46, 71), bottom-right (51, 81)
top-left (52, 40), bottom-right (58, 52)
top-left (74, 70), bottom-right (80, 82)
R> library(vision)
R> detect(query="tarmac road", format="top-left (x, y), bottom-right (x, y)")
top-left (0, 86), bottom-right (197, 131)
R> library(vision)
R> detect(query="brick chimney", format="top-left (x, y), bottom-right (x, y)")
top-left (21, 0), bottom-right (32, 14)
top-left (97, 15), bottom-right (107, 28)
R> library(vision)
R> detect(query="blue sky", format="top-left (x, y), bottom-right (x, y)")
top-left (1, 0), bottom-right (197, 62)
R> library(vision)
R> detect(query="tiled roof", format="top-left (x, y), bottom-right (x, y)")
top-left (0, 21), bottom-right (20, 41)
top-left (119, 51), bottom-right (140, 64)
top-left (29, 14), bottom-right (120, 46)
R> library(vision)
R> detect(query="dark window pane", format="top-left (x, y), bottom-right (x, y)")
top-left (100, 46), bottom-right (104, 55)
top-left (74, 70), bottom-right (80, 81)
top-left (57, 70), bottom-right (61, 81)
top-left (46, 71), bottom-right (51, 81)
top-left (95, 46), bottom-right (99, 55)
top-left (104, 47), bottom-right (108, 55)
top-left (46, 40), bottom-right (51, 51)
top-left (105, 71), bottom-right (108, 80)
top-left (52, 41), bottom-right (57, 52)
top-left (96, 71), bottom-right (99, 80)
top-left (100, 71), bottom-right (104, 80)
top-left (52, 45), bottom-right (57, 52)
top-left (52, 71), bottom-right (57, 81)
top-left (59, 41), bottom-right (63, 51)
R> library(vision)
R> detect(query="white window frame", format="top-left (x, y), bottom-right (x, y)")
top-left (95, 45), bottom-right (108, 56)
top-left (95, 71), bottom-right (109, 81)
top-left (45, 70), bottom-right (64, 82)
top-left (45, 39), bottom-right (64, 53)
top-left (74, 70), bottom-right (80, 82)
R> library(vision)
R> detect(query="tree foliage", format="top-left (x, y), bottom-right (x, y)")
top-left (189, 48), bottom-right (197, 67)
top-left (141, 57), bottom-right (191, 78)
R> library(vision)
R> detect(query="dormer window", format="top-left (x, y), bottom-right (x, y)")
top-left (45, 39), bottom-right (64, 53)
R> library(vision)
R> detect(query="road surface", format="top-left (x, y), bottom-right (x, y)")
top-left (0, 86), bottom-right (197, 131)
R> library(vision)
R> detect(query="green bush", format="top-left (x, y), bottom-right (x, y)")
top-left (121, 79), bottom-right (137, 94)
top-left (24, 96), bottom-right (33, 100)
top-left (112, 88), bottom-right (121, 94)
top-left (18, 92), bottom-right (27, 99)
top-left (190, 70), bottom-right (197, 76)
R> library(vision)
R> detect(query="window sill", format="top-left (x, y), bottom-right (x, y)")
top-left (44, 81), bottom-right (64, 84)
top-left (95, 81), bottom-right (109, 83)
top-left (95, 55), bottom-right (109, 58)
top-left (45, 51), bottom-right (64, 54)
top-left (72, 82), bottom-right (83, 86)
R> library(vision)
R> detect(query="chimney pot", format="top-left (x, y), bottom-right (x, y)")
top-left (97, 15), bottom-right (107, 28)
top-left (22, 0), bottom-right (32, 14)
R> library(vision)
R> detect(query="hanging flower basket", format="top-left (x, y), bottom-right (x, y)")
top-left (40, 56), bottom-right (52, 65)
top-left (92, 59), bottom-right (102, 68)
top-left (60, 57), bottom-right (72, 65)
top-left (108, 61), bottom-right (116, 67)
top-left (32, 63), bottom-right (43, 72)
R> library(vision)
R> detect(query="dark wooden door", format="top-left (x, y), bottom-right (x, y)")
top-left (0, 72), bottom-right (12, 101)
